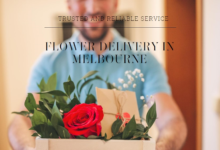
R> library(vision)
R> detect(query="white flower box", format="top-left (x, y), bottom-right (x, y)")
top-left (36, 138), bottom-right (156, 150)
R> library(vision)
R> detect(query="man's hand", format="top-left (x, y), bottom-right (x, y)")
top-left (152, 93), bottom-right (187, 150)
top-left (8, 93), bottom-right (40, 150)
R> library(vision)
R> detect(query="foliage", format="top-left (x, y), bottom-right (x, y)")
top-left (12, 71), bottom-right (157, 140)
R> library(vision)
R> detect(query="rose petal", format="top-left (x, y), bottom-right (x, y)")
top-left (63, 103), bottom-right (104, 138)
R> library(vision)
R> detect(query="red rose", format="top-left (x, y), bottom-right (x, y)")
top-left (63, 103), bottom-right (104, 138)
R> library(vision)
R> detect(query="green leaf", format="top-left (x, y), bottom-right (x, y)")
top-left (87, 84), bottom-right (93, 95)
top-left (131, 137), bottom-right (142, 140)
top-left (55, 97), bottom-right (68, 112)
top-left (106, 76), bottom-right (109, 82)
top-left (81, 70), bottom-right (98, 80)
top-left (47, 73), bottom-right (57, 90)
top-left (38, 78), bottom-right (46, 91)
top-left (40, 99), bottom-right (52, 114)
top-left (69, 96), bottom-right (80, 108)
top-left (103, 133), bottom-right (108, 141)
top-left (25, 93), bottom-right (37, 113)
top-left (94, 75), bottom-right (103, 81)
top-left (144, 126), bottom-right (149, 133)
top-left (51, 110), bottom-right (67, 138)
top-left (29, 126), bottom-right (35, 130)
top-left (122, 116), bottom-right (136, 139)
top-left (47, 127), bottom-right (59, 138)
top-left (79, 78), bottom-right (96, 94)
top-left (74, 93), bottom-right (78, 99)
top-left (52, 101), bottom-right (62, 120)
top-left (55, 125), bottom-right (70, 139)
top-left (146, 102), bottom-right (157, 128)
top-left (40, 94), bottom-right (55, 103)
top-left (76, 136), bottom-right (86, 139)
top-left (30, 124), bottom-right (44, 135)
top-left (68, 76), bottom-right (71, 81)
top-left (87, 135), bottom-right (101, 139)
top-left (134, 131), bottom-right (144, 137)
top-left (38, 109), bottom-right (52, 120)
top-left (32, 133), bottom-right (39, 137)
top-left (48, 119), bottom-right (52, 126)
top-left (38, 90), bottom-right (67, 97)
top-left (85, 94), bottom-right (96, 104)
top-left (12, 111), bottom-right (30, 117)
top-left (34, 123), bottom-right (59, 138)
top-left (110, 132), bottom-right (123, 139)
top-left (63, 80), bottom-right (75, 97)
top-left (133, 131), bottom-right (151, 140)
top-left (136, 124), bottom-right (145, 132)
top-left (38, 101), bottom-right (46, 110)
top-left (51, 113), bottom-right (64, 127)
top-left (79, 75), bottom-right (103, 96)
top-left (143, 134), bottom-right (151, 139)
top-left (76, 80), bottom-right (82, 97)
top-left (31, 109), bottom-right (47, 126)
top-left (111, 119), bottom-right (122, 135)
top-left (106, 82), bottom-right (116, 89)
top-left (55, 96), bottom-right (67, 104)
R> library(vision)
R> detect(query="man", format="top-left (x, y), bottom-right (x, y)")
top-left (8, 0), bottom-right (187, 150)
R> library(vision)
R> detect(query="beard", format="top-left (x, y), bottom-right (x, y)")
top-left (79, 27), bottom-right (109, 43)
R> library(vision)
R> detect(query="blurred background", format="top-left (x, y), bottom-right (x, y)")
top-left (0, 0), bottom-right (219, 150)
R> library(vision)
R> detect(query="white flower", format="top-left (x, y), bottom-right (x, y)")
top-left (125, 71), bottom-right (129, 75)
top-left (112, 83), bottom-right (116, 86)
top-left (127, 74), bottom-right (132, 80)
top-left (140, 96), bottom-right (145, 100)
top-left (123, 84), bottom-right (128, 88)
top-left (132, 71), bottom-right (136, 75)
top-left (141, 78), bottom-right (145, 82)
top-left (118, 86), bottom-right (122, 90)
top-left (139, 73), bottom-right (144, 78)
top-left (130, 77), bottom-right (134, 81)
top-left (135, 76), bottom-right (138, 78)
top-left (118, 78), bottom-right (124, 83)
top-left (133, 84), bottom-right (136, 88)
top-left (135, 69), bottom-right (141, 73)
top-left (127, 75), bottom-right (134, 82)
top-left (128, 81), bottom-right (132, 85)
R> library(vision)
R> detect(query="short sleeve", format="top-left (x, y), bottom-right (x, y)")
top-left (142, 52), bottom-right (172, 96)
top-left (26, 52), bottom-right (52, 93)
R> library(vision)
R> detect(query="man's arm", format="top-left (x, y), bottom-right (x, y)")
top-left (153, 93), bottom-right (187, 150)
top-left (8, 93), bottom-right (40, 150)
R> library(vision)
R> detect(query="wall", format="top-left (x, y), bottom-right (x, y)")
top-left (0, 1), bottom-right (68, 149)
top-left (202, 0), bottom-right (220, 150)
top-left (139, 0), bottom-right (165, 65)
top-left (0, 0), bottom-right (9, 149)
top-left (0, 0), bottom-right (165, 149)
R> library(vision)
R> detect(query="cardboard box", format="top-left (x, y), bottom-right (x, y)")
top-left (96, 88), bottom-right (141, 139)
top-left (36, 138), bottom-right (156, 150)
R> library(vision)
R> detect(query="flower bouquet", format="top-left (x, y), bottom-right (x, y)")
top-left (13, 70), bottom-right (157, 150)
